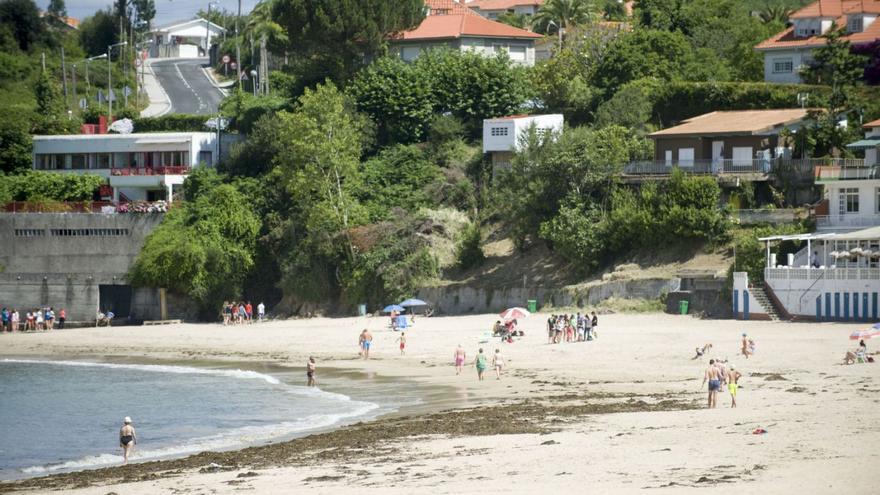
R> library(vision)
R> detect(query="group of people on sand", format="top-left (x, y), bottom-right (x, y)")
top-left (547, 312), bottom-right (598, 344)
top-left (844, 339), bottom-right (872, 365)
top-left (455, 344), bottom-right (504, 380)
top-left (702, 357), bottom-right (742, 408)
top-left (1, 306), bottom-right (66, 332)
top-left (221, 301), bottom-right (265, 325)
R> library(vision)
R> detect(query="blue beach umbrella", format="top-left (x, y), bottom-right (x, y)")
top-left (382, 304), bottom-right (405, 313)
top-left (399, 298), bottom-right (428, 307)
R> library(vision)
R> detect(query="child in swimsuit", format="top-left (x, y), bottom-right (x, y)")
top-left (398, 333), bottom-right (406, 355)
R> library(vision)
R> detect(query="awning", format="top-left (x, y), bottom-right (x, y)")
top-left (846, 137), bottom-right (880, 149)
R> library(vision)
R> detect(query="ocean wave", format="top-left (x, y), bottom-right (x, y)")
top-left (20, 402), bottom-right (379, 475)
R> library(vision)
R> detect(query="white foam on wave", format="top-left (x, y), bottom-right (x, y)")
top-left (21, 401), bottom-right (379, 475)
top-left (4, 358), bottom-right (383, 476)
top-left (3, 358), bottom-right (282, 385)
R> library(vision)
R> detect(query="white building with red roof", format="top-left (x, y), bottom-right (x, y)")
top-left (755, 0), bottom-right (880, 83)
top-left (390, 0), bottom-right (543, 66)
top-left (465, 0), bottom-right (544, 19)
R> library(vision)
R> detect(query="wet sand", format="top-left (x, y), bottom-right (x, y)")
top-left (0, 313), bottom-right (877, 494)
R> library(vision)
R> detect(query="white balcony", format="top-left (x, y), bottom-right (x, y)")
top-left (816, 214), bottom-right (880, 230)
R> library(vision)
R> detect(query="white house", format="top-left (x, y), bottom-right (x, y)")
top-left (390, 0), bottom-right (543, 66)
top-left (149, 18), bottom-right (226, 58)
top-left (755, 0), bottom-right (880, 83)
top-left (733, 227), bottom-right (880, 321)
top-left (483, 114), bottom-right (563, 172)
top-left (813, 118), bottom-right (880, 231)
top-left (465, 0), bottom-right (543, 19)
top-left (32, 132), bottom-right (218, 203)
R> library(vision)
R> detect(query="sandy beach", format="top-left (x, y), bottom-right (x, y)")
top-left (0, 312), bottom-right (877, 494)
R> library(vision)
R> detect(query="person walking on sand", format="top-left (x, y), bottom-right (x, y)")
top-left (360, 329), bottom-right (373, 359)
top-left (493, 348), bottom-right (505, 380)
top-left (701, 359), bottom-right (722, 408)
top-left (475, 348), bottom-right (488, 381)
top-left (727, 364), bottom-right (742, 408)
top-left (398, 332), bottom-right (407, 355)
top-left (119, 417), bottom-right (137, 464)
top-left (454, 345), bottom-right (467, 375)
top-left (307, 356), bottom-right (317, 387)
top-left (741, 333), bottom-right (751, 359)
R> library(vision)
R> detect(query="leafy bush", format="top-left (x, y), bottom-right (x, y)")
top-left (0, 171), bottom-right (104, 202)
top-left (0, 118), bottom-right (33, 173)
top-left (132, 114), bottom-right (211, 133)
top-left (358, 144), bottom-right (443, 221)
top-left (729, 223), bottom-right (808, 285)
top-left (456, 222), bottom-right (485, 269)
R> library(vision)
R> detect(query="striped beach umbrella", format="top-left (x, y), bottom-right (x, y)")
top-left (499, 307), bottom-right (530, 320)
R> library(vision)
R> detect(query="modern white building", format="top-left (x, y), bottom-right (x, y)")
top-left (32, 132), bottom-right (218, 203)
top-left (390, 0), bottom-right (542, 66)
top-left (483, 114), bottom-right (563, 172)
top-left (149, 18), bottom-right (226, 58)
top-left (465, 0), bottom-right (543, 19)
top-left (755, 0), bottom-right (880, 84)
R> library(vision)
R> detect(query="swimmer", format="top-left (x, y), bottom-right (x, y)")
top-left (454, 344), bottom-right (466, 375)
top-left (119, 417), bottom-right (137, 464)
top-left (307, 356), bottom-right (316, 387)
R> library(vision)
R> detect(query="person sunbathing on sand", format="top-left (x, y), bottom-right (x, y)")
top-left (844, 350), bottom-right (857, 365)
top-left (692, 343), bottom-right (712, 360)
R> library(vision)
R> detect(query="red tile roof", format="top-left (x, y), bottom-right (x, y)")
top-left (466, 0), bottom-right (543, 10)
top-left (756, 1), bottom-right (880, 50)
top-left (864, 118), bottom-right (880, 128)
top-left (397, 1), bottom-right (543, 40)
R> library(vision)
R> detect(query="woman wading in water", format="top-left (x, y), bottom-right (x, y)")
top-left (119, 417), bottom-right (137, 464)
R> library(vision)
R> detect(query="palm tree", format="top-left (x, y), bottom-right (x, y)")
top-left (532, 0), bottom-right (597, 36)
top-left (244, 0), bottom-right (288, 95)
top-left (758, 5), bottom-right (794, 25)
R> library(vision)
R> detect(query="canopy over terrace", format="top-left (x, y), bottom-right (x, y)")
top-left (759, 227), bottom-right (880, 269)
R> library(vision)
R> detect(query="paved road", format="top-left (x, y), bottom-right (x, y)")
top-left (150, 58), bottom-right (225, 115)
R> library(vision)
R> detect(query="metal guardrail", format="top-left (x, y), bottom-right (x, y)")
top-left (765, 267), bottom-right (880, 280)
top-left (814, 165), bottom-right (878, 181)
top-left (623, 158), bottom-right (866, 176)
top-left (109, 166), bottom-right (190, 176)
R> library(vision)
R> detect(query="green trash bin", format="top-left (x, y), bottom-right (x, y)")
top-left (679, 300), bottom-right (689, 315)
top-left (527, 299), bottom-right (537, 313)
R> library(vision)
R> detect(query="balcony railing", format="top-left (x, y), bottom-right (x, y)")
top-left (814, 164), bottom-right (877, 181)
top-left (816, 214), bottom-right (880, 228)
top-left (110, 166), bottom-right (190, 176)
top-left (623, 158), bottom-right (865, 177)
top-left (765, 267), bottom-right (880, 281)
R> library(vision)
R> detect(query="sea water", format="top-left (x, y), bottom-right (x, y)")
top-left (0, 359), bottom-right (380, 479)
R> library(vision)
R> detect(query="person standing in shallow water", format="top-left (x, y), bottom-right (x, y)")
top-left (454, 345), bottom-right (466, 375)
top-left (475, 348), bottom-right (488, 381)
top-left (307, 356), bottom-right (317, 387)
top-left (119, 417), bottom-right (137, 464)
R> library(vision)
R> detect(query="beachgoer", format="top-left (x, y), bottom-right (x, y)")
top-left (35, 310), bottom-right (44, 331)
top-left (46, 307), bottom-right (54, 330)
top-left (1, 307), bottom-right (8, 332)
top-left (741, 333), bottom-right (750, 359)
top-left (245, 301), bottom-right (253, 323)
top-left (454, 345), bottom-right (466, 375)
top-left (57, 308), bottom-right (65, 329)
top-left (547, 315), bottom-right (555, 344)
top-left (591, 311), bottom-right (598, 338)
top-left (119, 417), bottom-right (137, 464)
top-left (398, 332), bottom-right (406, 355)
top-left (844, 350), bottom-right (857, 365)
top-left (475, 348), bottom-right (487, 381)
top-left (702, 359), bottom-right (722, 408)
top-left (307, 357), bottom-right (317, 387)
top-left (727, 364), bottom-right (742, 408)
top-left (748, 339), bottom-right (756, 356)
top-left (257, 302), bottom-right (265, 322)
top-left (222, 301), bottom-right (230, 325)
top-left (360, 329), bottom-right (373, 359)
top-left (692, 343), bottom-right (712, 360)
top-left (11, 309), bottom-right (19, 332)
top-left (859, 339), bottom-right (867, 355)
top-left (493, 349), bottom-right (504, 380)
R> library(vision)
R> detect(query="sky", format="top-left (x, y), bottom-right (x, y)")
top-left (36, 0), bottom-right (260, 26)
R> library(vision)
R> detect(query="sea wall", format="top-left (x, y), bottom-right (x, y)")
top-left (417, 278), bottom-right (680, 315)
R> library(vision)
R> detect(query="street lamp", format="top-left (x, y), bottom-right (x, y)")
top-left (73, 53), bottom-right (107, 104)
top-left (250, 69), bottom-right (258, 96)
top-left (108, 41), bottom-right (128, 121)
top-left (548, 20), bottom-right (564, 49)
top-left (205, 1), bottom-right (220, 59)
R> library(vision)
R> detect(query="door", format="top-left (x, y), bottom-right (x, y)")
top-left (664, 150), bottom-right (672, 166)
top-left (678, 148), bottom-right (694, 167)
top-left (712, 141), bottom-right (724, 163)
top-left (731, 146), bottom-right (753, 168)
top-left (99, 285), bottom-right (132, 318)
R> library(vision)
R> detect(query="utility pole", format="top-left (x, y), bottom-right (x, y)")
top-left (236, 0), bottom-right (242, 91)
top-left (108, 42), bottom-right (128, 121)
top-left (205, 2), bottom-right (212, 59)
top-left (72, 64), bottom-right (77, 109)
top-left (61, 47), bottom-right (69, 108)
top-left (41, 52), bottom-right (46, 72)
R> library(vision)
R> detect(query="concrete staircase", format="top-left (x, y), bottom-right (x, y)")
top-left (751, 286), bottom-right (784, 321)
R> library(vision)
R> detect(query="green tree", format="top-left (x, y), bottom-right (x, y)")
top-left (594, 29), bottom-right (704, 93)
top-left (758, 5), bottom-right (794, 24)
top-left (46, 0), bottom-right (67, 29)
top-left (132, 0), bottom-right (155, 30)
top-left (348, 57), bottom-right (434, 144)
top-left (594, 78), bottom-right (660, 131)
top-left (79, 9), bottom-right (119, 56)
top-left (271, 0), bottom-right (425, 83)
top-left (533, 0), bottom-right (597, 34)
top-left (129, 184), bottom-right (260, 316)
top-left (33, 70), bottom-right (69, 134)
top-left (0, 119), bottom-right (33, 173)
top-left (0, 0), bottom-right (45, 50)
top-left (414, 49), bottom-right (531, 134)
top-left (358, 144), bottom-right (442, 220)
top-left (495, 12), bottom-right (529, 29)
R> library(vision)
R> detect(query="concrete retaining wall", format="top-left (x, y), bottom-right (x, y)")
top-left (417, 278), bottom-right (680, 315)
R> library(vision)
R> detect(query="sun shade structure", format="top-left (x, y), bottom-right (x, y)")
top-left (499, 307), bottom-right (530, 320)
top-left (399, 298), bottom-right (429, 307)
top-left (382, 305), bottom-right (405, 313)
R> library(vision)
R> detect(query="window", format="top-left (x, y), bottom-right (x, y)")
top-left (847, 16), bottom-right (863, 33)
top-left (71, 154), bottom-right (87, 170)
top-left (839, 188), bottom-right (859, 214)
top-left (876, 187), bottom-right (880, 213)
top-left (95, 153), bottom-right (112, 169)
top-left (490, 127), bottom-right (509, 137)
top-left (198, 151), bottom-right (213, 166)
top-left (15, 229), bottom-right (46, 237)
top-left (508, 45), bottom-right (526, 62)
top-left (34, 154), bottom-right (59, 170)
top-left (49, 228), bottom-right (130, 236)
top-left (773, 59), bottom-right (793, 74)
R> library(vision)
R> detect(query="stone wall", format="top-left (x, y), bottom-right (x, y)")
top-left (416, 278), bottom-right (680, 315)
top-left (0, 213), bottom-right (167, 321)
